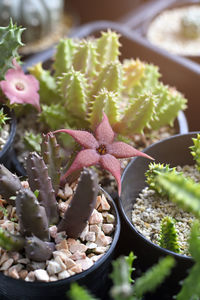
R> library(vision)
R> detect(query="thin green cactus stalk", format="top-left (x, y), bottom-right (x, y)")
top-left (58, 68), bottom-right (89, 122)
top-left (0, 108), bottom-right (9, 131)
top-left (176, 221), bottom-right (200, 300)
top-left (41, 133), bottom-right (61, 195)
top-left (15, 188), bottom-right (49, 241)
top-left (72, 40), bottom-right (98, 77)
top-left (0, 228), bottom-right (25, 251)
top-left (110, 256), bottom-right (134, 300)
top-left (0, 164), bottom-right (22, 200)
top-left (53, 38), bottom-right (76, 77)
top-left (25, 236), bottom-right (54, 262)
top-left (28, 63), bottom-right (61, 105)
top-left (24, 131), bottom-right (42, 153)
top-left (155, 172), bottom-right (200, 219)
top-left (190, 134), bottom-right (200, 171)
top-left (96, 30), bottom-right (121, 69)
top-left (88, 89), bottom-right (119, 130)
top-left (26, 152), bottom-right (59, 225)
top-left (68, 283), bottom-right (98, 300)
top-left (159, 216), bottom-right (180, 253)
top-left (133, 256), bottom-right (175, 299)
top-left (145, 162), bottom-right (179, 196)
top-left (57, 168), bottom-right (99, 238)
top-left (0, 19), bottom-right (24, 80)
top-left (114, 93), bottom-right (157, 135)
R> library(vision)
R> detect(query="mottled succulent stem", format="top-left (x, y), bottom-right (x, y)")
top-left (0, 164), bottom-right (22, 201)
top-left (0, 228), bottom-right (25, 251)
top-left (57, 168), bottom-right (99, 238)
top-left (159, 216), bottom-right (180, 253)
top-left (26, 152), bottom-right (59, 224)
top-left (41, 133), bottom-right (61, 194)
top-left (16, 188), bottom-right (49, 241)
top-left (25, 236), bottom-right (55, 262)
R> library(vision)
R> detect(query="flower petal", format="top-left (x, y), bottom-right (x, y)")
top-left (107, 141), bottom-right (154, 160)
top-left (61, 149), bottom-right (100, 181)
top-left (99, 154), bottom-right (122, 195)
top-left (95, 112), bottom-right (115, 145)
top-left (53, 129), bottom-right (99, 149)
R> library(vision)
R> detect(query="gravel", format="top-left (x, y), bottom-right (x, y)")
top-left (132, 165), bottom-right (200, 256)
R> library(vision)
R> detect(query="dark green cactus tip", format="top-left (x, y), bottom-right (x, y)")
top-left (57, 168), bottom-right (99, 238)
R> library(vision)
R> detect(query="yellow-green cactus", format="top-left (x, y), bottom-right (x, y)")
top-left (190, 134), bottom-right (200, 171)
top-left (29, 30), bottom-right (187, 145)
top-left (159, 216), bottom-right (180, 253)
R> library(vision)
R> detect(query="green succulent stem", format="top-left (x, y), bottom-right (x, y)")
top-left (190, 134), bottom-right (200, 172)
top-left (159, 216), bottom-right (180, 253)
top-left (0, 228), bottom-right (25, 252)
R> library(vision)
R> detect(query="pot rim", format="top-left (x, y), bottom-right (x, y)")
top-left (120, 131), bottom-right (200, 262)
top-left (0, 186), bottom-right (120, 287)
top-left (0, 105), bottom-right (16, 159)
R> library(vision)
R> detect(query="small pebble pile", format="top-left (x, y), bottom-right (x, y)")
top-left (132, 165), bottom-right (200, 256)
top-left (0, 181), bottom-right (115, 282)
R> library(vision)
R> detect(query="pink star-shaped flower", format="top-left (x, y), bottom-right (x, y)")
top-left (53, 113), bottom-right (153, 195)
top-left (0, 59), bottom-right (40, 112)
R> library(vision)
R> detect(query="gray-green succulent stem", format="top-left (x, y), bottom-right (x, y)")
top-left (41, 133), bottom-right (61, 195)
top-left (15, 188), bottom-right (49, 241)
top-left (159, 216), bottom-right (180, 253)
top-left (26, 152), bottom-right (59, 225)
top-left (0, 228), bottom-right (25, 252)
top-left (57, 168), bottom-right (99, 238)
top-left (0, 164), bottom-right (22, 201)
top-left (25, 236), bottom-right (55, 262)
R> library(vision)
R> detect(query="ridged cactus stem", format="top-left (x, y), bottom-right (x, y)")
top-left (41, 133), bottom-right (61, 195)
top-left (26, 152), bottom-right (59, 225)
top-left (57, 168), bottom-right (99, 238)
top-left (190, 134), bottom-right (200, 171)
top-left (25, 236), bottom-right (55, 262)
top-left (0, 164), bottom-right (22, 201)
top-left (159, 216), bottom-right (180, 253)
top-left (0, 228), bottom-right (25, 252)
top-left (16, 188), bottom-right (50, 241)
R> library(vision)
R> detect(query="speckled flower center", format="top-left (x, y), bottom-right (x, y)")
top-left (15, 82), bottom-right (25, 91)
top-left (96, 144), bottom-right (107, 155)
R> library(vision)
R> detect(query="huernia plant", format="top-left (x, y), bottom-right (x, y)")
top-left (0, 133), bottom-right (99, 262)
top-left (159, 216), bottom-right (180, 253)
top-left (0, 20), bottom-right (40, 112)
top-left (54, 112), bottom-right (153, 195)
top-left (29, 30), bottom-right (187, 145)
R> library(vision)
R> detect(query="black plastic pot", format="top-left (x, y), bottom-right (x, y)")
top-left (119, 132), bottom-right (199, 297)
top-left (0, 187), bottom-right (120, 300)
top-left (0, 106), bottom-right (25, 176)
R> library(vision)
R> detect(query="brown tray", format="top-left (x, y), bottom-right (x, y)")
top-left (24, 20), bottom-right (200, 132)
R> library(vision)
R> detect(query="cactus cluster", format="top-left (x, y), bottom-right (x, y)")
top-left (29, 30), bottom-right (187, 146)
top-left (0, 133), bottom-right (99, 262)
top-left (145, 134), bottom-right (200, 253)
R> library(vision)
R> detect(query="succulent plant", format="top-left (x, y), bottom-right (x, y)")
top-left (0, 133), bottom-right (100, 262)
top-left (29, 30), bottom-right (187, 145)
top-left (159, 216), bottom-right (180, 253)
top-left (190, 133), bottom-right (200, 171)
top-left (54, 112), bottom-right (153, 195)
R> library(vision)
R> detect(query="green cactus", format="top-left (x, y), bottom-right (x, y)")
top-left (57, 168), bottom-right (99, 238)
top-left (0, 19), bottom-right (24, 80)
top-left (24, 131), bottom-right (42, 153)
top-left (176, 221), bottom-right (200, 300)
top-left (29, 30), bottom-right (187, 145)
top-left (159, 216), bottom-right (180, 253)
top-left (190, 134), bottom-right (200, 171)
top-left (145, 162), bottom-right (180, 196)
top-left (26, 152), bottom-right (59, 225)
